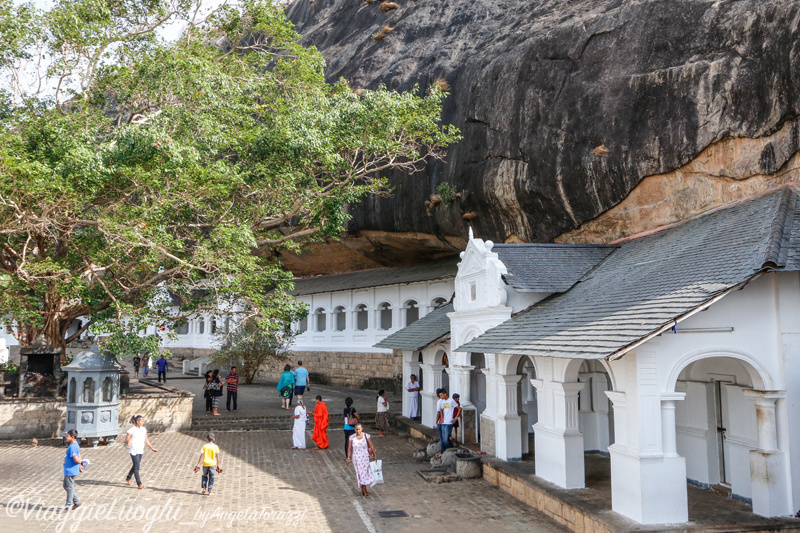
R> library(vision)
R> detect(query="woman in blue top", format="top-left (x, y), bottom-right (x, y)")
top-left (277, 364), bottom-right (295, 410)
top-left (343, 397), bottom-right (360, 458)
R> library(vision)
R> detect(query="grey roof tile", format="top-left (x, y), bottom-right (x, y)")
top-left (493, 244), bottom-right (616, 292)
top-left (459, 186), bottom-right (800, 359)
top-left (374, 303), bottom-right (454, 351)
top-left (290, 257), bottom-right (459, 296)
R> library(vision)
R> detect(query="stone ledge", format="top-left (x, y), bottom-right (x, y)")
top-left (481, 457), bottom-right (800, 533)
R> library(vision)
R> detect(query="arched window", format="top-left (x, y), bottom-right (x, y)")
top-left (82, 377), bottom-right (95, 403)
top-left (174, 319), bottom-right (189, 335)
top-left (210, 317), bottom-right (218, 334)
top-left (355, 304), bottom-right (369, 331)
top-left (102, 376), bottom-right (114, 402)
top-left (379, 302), bottom-right (392, 330)
top-left (298, 315), bottom-right (308, 333)
top-left (68, 378), bottom-right (76, 403)
top-left (431, 297), bottom-right (447, 308)
top-left (334, 306), bottom-right (346, 331)
top-left (198, 318), bottom-right (205, 335)
top-left (405, 300), bottom-right (419, 326)
top-left (315, 308), bottom-right (327, 332)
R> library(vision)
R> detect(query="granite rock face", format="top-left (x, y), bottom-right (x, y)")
top-left (287, 0), bottom-right (800, 252)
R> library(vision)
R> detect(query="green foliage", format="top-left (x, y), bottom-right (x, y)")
top-left (211, 315), bottom-right (300, 385)
top-left (0, 0), bottom-right (460, 351)
top-left (0, 362), bottom-right (19, 374)
top-left (95, 320), bottom-right (168, 361)
top-left (436, 182), bottom-right (457, 204)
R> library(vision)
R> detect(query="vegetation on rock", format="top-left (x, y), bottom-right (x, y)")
top-left (0, 0), bottom-right (460, 352)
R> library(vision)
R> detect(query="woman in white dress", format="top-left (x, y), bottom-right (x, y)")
top-left (291, 399), bottom-right (307, 450)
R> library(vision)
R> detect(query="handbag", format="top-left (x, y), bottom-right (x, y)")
top-left (369, 459), bottom-right (384, 486)
top-left (279, 385), bottom-right (292, 398)
top-left (345, 408), bottom-right (357, 427)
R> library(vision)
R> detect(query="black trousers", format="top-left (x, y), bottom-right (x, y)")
top-left (344, 429), bottom-right (355, 457)
top-left (158, 370), bottom-right (166, 382)
top-left (226, 391), bottom-right (238, 411)
top-left (205, 395), bottom-right (213, 412)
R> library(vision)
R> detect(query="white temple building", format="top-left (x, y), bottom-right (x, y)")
top-left (378, 186), bottom-right (800, 524)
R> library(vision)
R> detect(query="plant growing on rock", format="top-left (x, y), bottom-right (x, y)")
top-left (0, 0), bottom-right (460, 354)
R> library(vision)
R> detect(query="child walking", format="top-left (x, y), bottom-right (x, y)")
top-left (194, 432), bottom-right (222, 495)
top-left (62, 429), bottom-right (84, 512)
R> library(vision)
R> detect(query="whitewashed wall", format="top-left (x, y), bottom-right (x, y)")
top-left (291, 279), bottom-right (454, 353)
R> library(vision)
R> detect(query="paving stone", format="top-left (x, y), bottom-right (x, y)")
top-left (0, 430), bottom-right (568, 532)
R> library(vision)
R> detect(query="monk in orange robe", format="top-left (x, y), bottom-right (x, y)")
top-left (312, 395), bottom-right (329, 449)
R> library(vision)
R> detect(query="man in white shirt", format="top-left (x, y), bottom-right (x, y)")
top-left (436, 389), bottom-right (460, 454)
top-left (406, 374), bottom-right (420, 419)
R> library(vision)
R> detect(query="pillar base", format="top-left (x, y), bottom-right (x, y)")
top-left (750, 450), bottom-right (793, 517)
top-left (496, 415), bottom-right (523, 461)
top-left (609, 445), bottom-right (688, 524)
top-left (534, 424), bottom-right (585, 489)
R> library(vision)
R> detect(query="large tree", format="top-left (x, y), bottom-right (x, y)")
top-left (0, 0), bottom-right (459, 352)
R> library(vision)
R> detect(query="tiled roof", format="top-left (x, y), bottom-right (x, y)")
top-left (459, 186), bottom-right (800, 360)
top-left (290, 257), bottom-right (459, 296)
top-left (494, 244), bottom-right (616, 293)
top-left (374, 303), bottom-right (454, 351)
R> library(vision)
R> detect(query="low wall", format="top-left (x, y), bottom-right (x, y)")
top-left (257, 349), bottom-right (403, 392)
top-left (0, 384), bottom-right (193, 440)
top-left (118, 385), bottom-right (194, 433)
top-left (0, 397), bottom-right (67, 440)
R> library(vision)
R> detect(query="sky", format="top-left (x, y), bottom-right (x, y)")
top-left (7, 0), bottom-right (229, 100)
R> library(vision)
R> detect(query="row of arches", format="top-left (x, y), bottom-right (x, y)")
top-left (298, 297), bottom-right (448, 333)
top-left (443, 346), bottom-right (783, 522)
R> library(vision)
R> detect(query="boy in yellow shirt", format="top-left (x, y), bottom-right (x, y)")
top-left (194, 432), bottom-right (222, 495)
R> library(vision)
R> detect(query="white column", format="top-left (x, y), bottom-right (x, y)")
top-left (494, 374), bottom-right (523, 460)
top-left (420, 364), bottom-right (445, 428)
top-left (660, 393), bottom-right (685, 457)
top-left (450, 365), bottom-right (474, 407)
top-left (604, 388), bottom-right (688, 524)
top-left (743, 390), bottom-right (793, 517)
top-left (531, 380), bottom-right (586, 488)
top-left (479, 366), bottom-right (499, 456)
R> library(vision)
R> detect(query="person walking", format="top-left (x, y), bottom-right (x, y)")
top-left (406, 374), bottom-right (420, 419)
top-left (292, 399), bottom-right (307, 450)
top-left (225, 366), bottom-right (239, 412)
top-left (346, 423), bottom-right (377, 497)
top-left (194, 432), bottom-right (222, 496)
top-left (343, 397), bottom-right (359, 458)
top-left (202, 371), bottom-right (213, 414)
top-left (124, 415), bottom-right (158, 489)
top-left (209, 369), bottom-right (222, 416)
top-left (277, 364), bottom-right (295, 410)
top-left (156, 355), bottom-right (168, 383)
top-left (375, 390), bottom-right (390, 437)
top-left (436, 389), bottom-right (460, 454)
top-left (62, 429), bottom-right (84, 512)
top-left (293, 360), bottom-right (310, 403)
top-left (142, 355), bottom-right (150, 378)
top-left (132, 355), bottom-right (141, 378)
top-left (312, 395), bottom-right (329, 449)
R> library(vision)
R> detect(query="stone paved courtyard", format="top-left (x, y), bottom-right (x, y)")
top-left (0, 429), bottom-right (567, 533)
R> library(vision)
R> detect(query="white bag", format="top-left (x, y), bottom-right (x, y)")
top-left (369, 460), bottom-right (384, 486)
